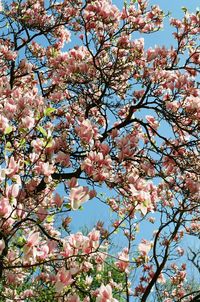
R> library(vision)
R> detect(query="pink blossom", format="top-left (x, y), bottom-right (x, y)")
top-left (21, 116), bottom-right (35, 129)
top-left (115, 248), bottom-right (129, 272)
top-left (98, 143), bottom-right (110, 156)
top-left (0, 198), bottom-right (12, 218)
top-left (55, 268), bottom-right (74, 292)
top-left (176, 247), bottom-right (184, 256)
top-left (81, 151), bottom-right (112, 182)
top-left (55, 151), bottom-right (70, 167)
top-left (146, 48), bottom-right (157, 61)
top-left (37, 206), bottom-right (48, 221)
top-left (19, 59), bottom-right (33, 73)
top-left (157, 273), bottom-right (166, 284)
top-left (61, 241), bottom-right (73, 258)
top-left (88, 229), bottom-right (100, 241)
top-left (138, 240), bottom-right (152, 256)
top-left (6, 272), bottom-right (16, 284)
top-left (6, 156), bottom-right (19, 177)
top-left (68, 177), bottom-right (78, 188)
top-left (68, 232), bottom-right (90, 252)
top-left (96, 284), bottom-right (118, 302)
top-left (88, 229), bottom-right (100, 249)
top-left (129, 184), bottom-right (152, 215)
top-left (24, 232), bottom-right (40, 261)
top-left (0, 217), bottom-right (14, 233)
top-left (6, 184), bottom-right (19, 198)
top-left (31, 138), bottom-right (44, 152)
top-left (15, 203), bottom-right (25, 219)
top-left (37, 245), bottom-right (49, 260)
top-left (75, 119), bottom-right (95, 144)
top-left (53, 193), bottom-right (64, 207)
top-left (34, 162), bottom-right (55, 176)
top-left (67, 295), bottom-right (80, 302)
top-left (146, 115), bottom-right (159, 130)
top-left (0, 239), bottom-right (5, 255)
top-left (89, 189), bottom-right (97, 199)
top-left (69, 186), bottom-right (90, 210)
top-left (4, 100), bottom-right (17, 117)
top-left (21, 289), bottom-right (34, 298)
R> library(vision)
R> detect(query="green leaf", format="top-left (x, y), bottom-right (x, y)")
top-left (5, 141), bottom-right (13, 151)
top-left (17, 236), bottom-right (26, 247)
top-left (46, 139), bottom-right (53, 148)
top-left (19, 138), bottom-right (26, 146)
top-left (181, 7), bottom-right (188, 13)
top-left (4, 125), bottom-right (13, 134)
top-left (64, 204), bottom-right (71, 209)
top-left (46, 215), bottom-right (54, 223)
top-left (44, 107), bottom-right (56, 116)
top-left (50, 48), bottom-right (58, 58)
top-left (143, 200), bottom-right (148, 207)
top-left (37, 126), bottom-right (47, 137)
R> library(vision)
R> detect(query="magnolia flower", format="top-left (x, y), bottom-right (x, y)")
top-left (37, 245), bottom-right (49, 260)
top-left (0, 115), bottom-right (9, 133)
top-left (0, 239), bottom-right (5, 255)
top-left (115, 248), bottom-right (129, 272)
top-left (55, 151), bottom-right (70, 167)
top-left (75, 119), bottom-right (94, 144)
top-left (96, 284), bottom-right (118, 302)
top-left (67, 295), bottom-right (80, 302)
top-left (36, 206), bottom-right (48, 221)
top-left (88, 229), bottom-right (100, 249)
top-left (6, 156), bottom-right (19, 177)
top-left (21, 116), bottom-right (35, 129)
top-left (69, 186), bottom-right (89, 210)
top-left (6, 183), bottom-right (19, 198)
top-left (0, 197), bottom-right (12, 218)
top-left (53, 193), bottom-right (64, 207)
top-left (55, 268), bottom-right (74, 292)
top-left (24, 232), bottom-right (40, 261)
top-left (146, 115), bottom-right (159, 130)
top-left (138, 239), bottom-right (152, 256)
top-left (34, 162), bottom-right (55, 177)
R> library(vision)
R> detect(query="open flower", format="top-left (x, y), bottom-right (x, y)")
top-left (55, 268), bottom-right (74, 292)
top-left (96, 284), bottom-right (118, 302)
top-left (0, 239), bottom-right (5, 255)
top-left (69, 186), bottom-right (89, 210)
top-left (115, 248), bottom-right (129, 272)
top-left (24, 232), bottom-right (40, 261)
top-left (138, 239), bottom-right (152, 256)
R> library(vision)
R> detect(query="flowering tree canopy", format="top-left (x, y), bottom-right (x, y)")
top-left (0, 0), bottom-right (199, 301)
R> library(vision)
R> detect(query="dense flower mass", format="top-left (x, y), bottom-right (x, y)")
top-left (0, 0), bottom-right (199, 301)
